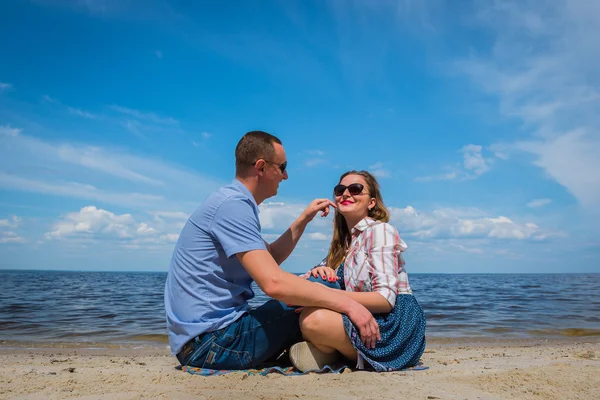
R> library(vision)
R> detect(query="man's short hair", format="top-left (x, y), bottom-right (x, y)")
top-left (235, 131), bottom-right (282, 175)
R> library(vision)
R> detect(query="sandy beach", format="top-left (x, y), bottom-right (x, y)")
top-left (1, 338), bottom-right (598, 400)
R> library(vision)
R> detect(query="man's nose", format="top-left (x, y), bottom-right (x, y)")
top-left (282, 170), bottom-right (288, 180)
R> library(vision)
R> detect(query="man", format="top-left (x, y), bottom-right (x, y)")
top-left (165, 130), bottom-right (379, 370)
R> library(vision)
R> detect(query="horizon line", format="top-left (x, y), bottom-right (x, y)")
top-left (0, 268), bottom-right (598, 275)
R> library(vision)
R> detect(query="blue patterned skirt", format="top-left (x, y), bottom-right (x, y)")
top-left (336, 265), bottom-right (426, 372)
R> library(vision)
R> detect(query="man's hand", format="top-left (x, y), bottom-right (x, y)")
top-left (346, 302), bottom-right (381, 349)
top-left (301, 198), bottom-right (337, 222)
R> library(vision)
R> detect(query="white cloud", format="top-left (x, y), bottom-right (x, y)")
top-left (259, 200), bottom-right (556, 246)
top-left (42, 94), bottom-right (59, 104)
top-left (389, 206), bottom-right (557, 241)
top-left (110, 105), bottom-right (178, 125)
top-left (55, 144), bottom-right (163, 185)
top-left (0, 82), bottom-right (12, 91)
top-left (47, 206), bottom-right (136, 239)
top-left (0, 130), bottom-right (223, 211)
top-left (67, 107), bottom-right (97, 119)
top-left (0, 172), bottom-right (164, 208)
top-left (517, 130), bottom-right (600, 209)
top-left (306, 232), bottom-right (329, 241)
top-left (0, 216), bottom-right (24, 244)
top-left (259, 202), bottom-right (305, 230)
top-left (259, 202), bottom-right (332, 234)
top-left (124, 120), bottom-right (143, 137)
top-left (32, 0), bottom-right (184, 23)
top-left (160, 233), bottom-right (179, 243)
top-left (201, 132), bottom-right (212, 139)
top-left (0, 215), bottom-right (20, 228)
top-left (369, 162), bottom-right (391, 178)
top-left (262, 233), bottom-right (280, 241)
top-left (42, 95), bottom-right (98, 119)
top-left (488, 143), bottom-right (510, 160)
top-left (150, 211), bottom-right (189, 221)
top-left (414, 171), bottom-right (457, 182)
top-left (461, 144), bottom-right (491, 176)
top-left (527, 198), bottom-right (552, 208)
top-left (149, 210), bottom-right (189, 231)
top-left (459, 0), bottom-right (600, 209)
top-left (451, 243), bottom-right (484, 254)
top-left (0, 125), bottom-right (21, 137)
top-left (45, 206), bottom-right (179, 246)
top-left (414, 144), bottom-right (494, 182)
top-left (0, 231), bottom-right (26, 244)
top-left (305, 158), bottom-right (326, 167)
top-left (304, 150), bottom-right (327, 167)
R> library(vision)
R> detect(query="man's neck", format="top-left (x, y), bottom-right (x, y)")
top-left (235, 176), bottom-right (267, 205)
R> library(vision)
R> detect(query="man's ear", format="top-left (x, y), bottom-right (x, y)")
top-left (254, 159), bottom-right (266, 175)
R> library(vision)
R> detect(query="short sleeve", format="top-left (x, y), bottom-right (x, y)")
top-left (367, 223), bottom-right (406, 307)
top-left (210, 198), bottom-right (267, 258)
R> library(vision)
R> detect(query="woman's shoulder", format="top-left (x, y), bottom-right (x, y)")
top-left (364, 219), bottom-right (408, 250)
top-left (364, 219), bottom-right (399, 235)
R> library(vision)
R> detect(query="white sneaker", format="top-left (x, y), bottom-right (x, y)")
top-left (289, 341), bottom-right (339, 372)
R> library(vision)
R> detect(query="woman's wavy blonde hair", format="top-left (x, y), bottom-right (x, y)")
top-left (326, 170), bottom-right (390, 269)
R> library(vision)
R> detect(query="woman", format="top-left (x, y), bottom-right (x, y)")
top-left (290, 170), bottom-right (426, 372)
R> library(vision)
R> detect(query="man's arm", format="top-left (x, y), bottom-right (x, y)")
top-left (268, 215), bottom-right (309, 264)
top-left (237, 249), bottom-right (381, 349)
top-left (268, 198), bottom-right (335, 265)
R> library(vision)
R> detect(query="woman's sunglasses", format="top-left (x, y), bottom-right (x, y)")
top-left (333, 183), bottom-right (365, 197)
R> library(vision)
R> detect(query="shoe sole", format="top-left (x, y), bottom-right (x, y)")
top-left (289, 341), bottom-right (338, 372)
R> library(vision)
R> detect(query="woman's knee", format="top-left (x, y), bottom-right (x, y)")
top-left (299, 308), bottom-right (338, 337)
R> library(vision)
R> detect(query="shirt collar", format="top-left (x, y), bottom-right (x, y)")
top-left (351, 217), bottom-right (379, 235)
top-left (232, 179), bottom-right (259, 210)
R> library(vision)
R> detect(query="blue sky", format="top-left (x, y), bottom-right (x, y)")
top-left (1, 0), bottom-right (599, 273)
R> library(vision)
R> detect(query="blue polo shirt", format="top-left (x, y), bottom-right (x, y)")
top-left (164, 179), bottom-right (267, 355)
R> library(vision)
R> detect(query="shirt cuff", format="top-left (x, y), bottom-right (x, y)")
top-left (224, 241), bottom-right (267, 258)
top-left (377, 287), bottom-right (397, 308)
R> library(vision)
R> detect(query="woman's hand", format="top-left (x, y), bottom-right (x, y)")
top-left (311, 266), bottom-right (339, 282)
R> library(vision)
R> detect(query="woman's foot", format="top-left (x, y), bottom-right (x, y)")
top-left (289, 341), bottom-right (339, 372)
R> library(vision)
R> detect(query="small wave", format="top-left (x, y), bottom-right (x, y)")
top-left (124, 334), bottom-right (169, 343)
top-left (429, 323), bottom-right (477, 330)
top-left (527, 328), bottom-right (600, 337)
top-left (3, 304), bottom-right (28, 312)
top-left (53, 330), bottom-right (122, 339)
top-left (97, 313), bottom-right (117, 319)
top-left (424, 313), bottom-right (448, 320)
top-left (483, 327), bottom-right (514, 333)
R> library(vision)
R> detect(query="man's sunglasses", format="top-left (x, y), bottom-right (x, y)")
top-left (256, 159), bottom-right (287, 173)
top-left (333, 183), bottom-right (366, 197)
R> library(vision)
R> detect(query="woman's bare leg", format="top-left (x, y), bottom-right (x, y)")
top-left (299, 307), bottom-right (357, 362)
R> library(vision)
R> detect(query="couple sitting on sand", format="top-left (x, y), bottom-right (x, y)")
top-left (164, 131), bottom-right (426, 372)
